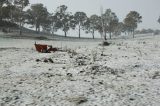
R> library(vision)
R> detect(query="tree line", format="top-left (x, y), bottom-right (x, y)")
top-left (0, 0), bottom-right (145, 39)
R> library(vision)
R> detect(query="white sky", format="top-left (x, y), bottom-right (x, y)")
top-left (29, 0), bottom-right (160, 30)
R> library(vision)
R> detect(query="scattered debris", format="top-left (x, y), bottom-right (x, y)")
top-left (40, 73), bottom-right (55, 78)
top-left (2, 97), bottom-right (12, 103)
top-left (129, 98), bottom-right (135, 101)
top-left (43, 58), bottom-right (49, 63)
top-left (36, 59), bottom-right (41, 62)
top-left (152, 71), bottom-right (160, 79)
top-left (99, 41), bottom-right (110, 46)
top-left (66, 73), bottom-right (72, 77)
top-left (36, 58), bottom-right (54, 63)
top-left (67, 96), bottom-right (88, 105)
top-left (102, 41), bottom-right (110, 46)
top-left (48, 58), bottom-right (54, 63)
top-left (134, 64), bottom-right (141, 68)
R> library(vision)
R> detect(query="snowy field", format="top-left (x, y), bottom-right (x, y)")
top-left (0, 34), bottom-right (160, 106)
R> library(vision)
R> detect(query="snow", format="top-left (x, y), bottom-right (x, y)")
top-left (0, 34), bottom-right (160, 106)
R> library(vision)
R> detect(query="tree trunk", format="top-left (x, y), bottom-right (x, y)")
top-left (0, 14), bottom-right (1, 21)
top-left (92, 30), bottom-right (94, 39)
top-left (0, 5), bottom-right (3, 21)
top-left (36, 23), bottom-right (39, 33)
top-left (19, 3), bottom-right (24, 35)
top-left (64, 31), bottom-right (67, 37)
top-left (19, 21), bottom-right (22, 35)
top-left (109, 32), bottom-right (112, 39)
top-left (52, 31), bottom-right (54, 36)
top-left (78, 25), bottom-right (81, 38)
top-left (19, 28), bottom-right (22, 35)
top-left (104, 32), bottom-right (107, 40)
top-left (133, 29), bottom-right (135, 38)
top-left (51, 22), bottom-right (54, 36)
top-left (35, 27), bottom-right (37, 32)
top-left (38, 27), bottom-right (40, 33)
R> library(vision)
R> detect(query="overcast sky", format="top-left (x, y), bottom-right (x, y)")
top-left (29, 0), bottom-right (160, 30)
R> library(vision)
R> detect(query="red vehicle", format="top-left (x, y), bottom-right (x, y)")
top-left (34, 42), bottom-right (58, 53)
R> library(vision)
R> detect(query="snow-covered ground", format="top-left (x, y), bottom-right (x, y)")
top-left (0, 34), bottom-right (160, 106)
